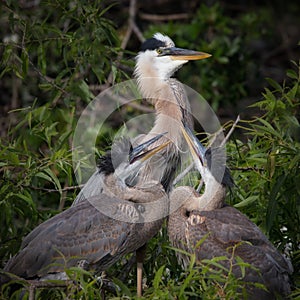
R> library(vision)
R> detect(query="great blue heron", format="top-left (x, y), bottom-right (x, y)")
top-left (168, 125), bottom-right (293, 299)
top-left (73, 33), bottom-right (211, 206)
top-left (71, 34), bottom-right (210, 296)
top-left (1, 135), bottom-right (169, 297)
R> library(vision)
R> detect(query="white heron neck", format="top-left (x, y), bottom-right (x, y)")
top-left (178, 176), bottom-right (226, 212)
top-left (137, 75), bottom-right (187, 148)
top-left (198, 177), bottom-right (226, 211)
top-left (150, 112), bottom-right (183, 147)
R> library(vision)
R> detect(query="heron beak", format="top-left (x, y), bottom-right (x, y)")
top-left (129, 133), bottom-right (170, 164)
top-left (180, 124), bottom-right (206, 166)
top-left (138, 140), bottom-right (171, 162)
top-left (160, 47), bottom-right (211, 61)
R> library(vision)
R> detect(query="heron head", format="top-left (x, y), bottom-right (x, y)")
top-left (113, 133), bottom-right (170, 185)
top-left (135, 33), bottom-right (211, 80)
top-left (181, 124), bottom-right (233, 188)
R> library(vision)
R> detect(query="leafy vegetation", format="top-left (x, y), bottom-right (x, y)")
top-left (0, 0), bottom-right (121, 266)
top-left (228, 62), bottom-right (300, 296)
top-left (145, 3), bottom-right (258, 110)
top-left (1, 1), bottom-right (299, 299)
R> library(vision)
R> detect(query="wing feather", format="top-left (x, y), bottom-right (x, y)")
top-left (5, 194), bottom-right (156, 279)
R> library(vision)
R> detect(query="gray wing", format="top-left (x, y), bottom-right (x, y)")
top-left (201, 206), bottom-right (292, 273)
top-left (187, 206), bottom-right (292, 297)
top-left (72, 170), bottom-right (104, 206)
top-left (201, 206), bottom-right (270, 244)
top-left (4, 195), bottom-right (149, 279)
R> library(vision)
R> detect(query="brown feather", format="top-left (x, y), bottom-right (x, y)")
top-left (4, 184), bottom-right (166, 280)
top-left (168, 189), bottom-right (292, 299)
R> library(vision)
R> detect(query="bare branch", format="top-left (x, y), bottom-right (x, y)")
top-left (139, 13), bottom-right (189, 22)
top-left (220, 115), bottom-right (240, 147)
top-left (196, 179), bottom-right (204, 192)
top-left (30, 184), bottom-right (83, 193)
top-left (173, 163), bottom-right (195, 186)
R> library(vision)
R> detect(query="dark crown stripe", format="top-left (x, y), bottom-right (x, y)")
top-left (140, 38), bottom-right (166, 51)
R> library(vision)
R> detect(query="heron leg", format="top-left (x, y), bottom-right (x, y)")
top-left (136, 244), bottom-right (147, 297)
top-left (28, 285), bottom-right (35, 300)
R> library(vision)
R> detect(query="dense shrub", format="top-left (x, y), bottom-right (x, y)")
top-left (0, 1), bottom-right (299, 299)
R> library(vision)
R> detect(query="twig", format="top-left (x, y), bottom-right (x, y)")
top-left (139, 13), bottom-right (189, 22)
top-left (88, 85), bottom-right (154, 113)
top-left (30, 184), bottom-right (84, 193)
top-left (105, 0), bottom-right (143, 88)
top-left (58, 177), bottom-right (70, 211)
top-left (132, 22), bottom-right (145, 42)
top-left (196, 179), bottom-right (204, 192)
top-left (129, 0), bottom-right (144, 42)
top-left (206, 127), bottom-right (223, 149)
top-left (173, 163), bottom-right (194, 186)
top-left (27, 280), bottom-right (72, 288)
top-left (107, 89), bottom-right (154, 113)
top-left (231, 166), bottom-right (264, 172)
top-left (27, 279), bottom-right (72, 300)
top-left (220, 115), bottom-right (240, 147)
top-left (206, 115), bottom-right (240, 149)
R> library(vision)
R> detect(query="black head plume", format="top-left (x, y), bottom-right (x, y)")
top-left (97, 138), bottom-right (132, 175)
top-left (140, 38), bottom-right (166, 52)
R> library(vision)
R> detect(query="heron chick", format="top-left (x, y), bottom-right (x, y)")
top-left (168, 125), bottom-right (293, 299)
top-left (1, 135), bottom-right (169, 294)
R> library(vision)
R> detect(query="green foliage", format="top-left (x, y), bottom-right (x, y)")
top-left (0, 104), bottom-right (75, 261)
top-left (227, 61), bottom-right (300, 291)
top-left (145, 3), bottom-right (272, 110)
top-left (1, 1), bottom-right (121, 100)
top-left (0, 1), bottom-right (299, 299)
top-left (0, 0), bottom-right (121, 264)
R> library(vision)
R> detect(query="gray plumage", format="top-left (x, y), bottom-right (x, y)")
top-left (2, 138), bottom-right (167, 282)
top-left (73, 33), bottom-right (210, 206)
top-left (5, 193), bottom-right (165, 280)
top-left (168, 126), bottom-right (293, 299)
top-left (168, 198), bottom-right (292, 299)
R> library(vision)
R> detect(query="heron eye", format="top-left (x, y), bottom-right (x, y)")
top-left (156, 48), bottom-right (163, 55)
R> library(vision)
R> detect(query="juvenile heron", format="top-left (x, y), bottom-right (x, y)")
top-left (168, 125), bottom-right (293, 299)
top-left (73, 32), bottom-right (211, 206)
top-left (2, 135), bottom-right (169, 296)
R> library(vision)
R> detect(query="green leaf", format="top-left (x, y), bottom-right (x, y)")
top-left (37, 43), bottom-right (46, 75)
top-left (111, 64), bottom-right (117, 84)
top-left (234, 195), bottom-right (258, 208)
top-left (7, 152), bottom-right (20, 165)
top-left (266, 174), bottom-right (286, 233)
top-left (35, 168), bottom-right (62, 194)
top-left (202, 258), bottom-right (229, 272)
top-left (286, 69), bottom-right (298, 80)
top-left (112, 277), bottom-right (132, 297)
top-left (265, 77), bottom-right (282, 92)
top-left (153, 265), bottom-right (165, 290)
top-left (35, 171), bottom-right (53, 182)
top-left (39, 83), bottom-right (53, 91)
top-left (74, 80), bottom-right (94, 102)
top-left (286, 82), bottom-right (299, 100)
top-left (195, 232), bottom-right (210, 249)
top-left (16, 192), bottom-right (34, 207)
top-left (262, 88), bottom-right (276, 102)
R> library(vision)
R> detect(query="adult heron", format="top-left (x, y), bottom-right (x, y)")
top-left (73, 33), bottom-right (211, 206)
top-left (168, 125), bottom-right (293, 299)
top-left (1, 135), bottom-right (169, 297)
